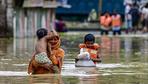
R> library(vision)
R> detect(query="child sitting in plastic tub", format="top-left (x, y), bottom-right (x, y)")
top-left (76, 34), bottom-right (101, 64)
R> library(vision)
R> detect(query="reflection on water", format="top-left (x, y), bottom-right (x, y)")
top-left (13, 38), bottom-right (36, 56)
top-left (124, 37), bottom-right (132, 62)
top-left (140, 38), bottom-right (148, 56)
top-left (100, 36), bottom-right (121, 63)
top-left (100, 36), bottom-right (111, 58)
top-left (78, 75), bottom-right (98, 84)
top-left (29, 74), bottom-right (63, 84)
top-left (0, 34), bottom-right (148, 84)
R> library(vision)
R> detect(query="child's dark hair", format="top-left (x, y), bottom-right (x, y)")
top-left (84, 34), bottom-right (95, 43)
top-left (36, 28), bottom-right (48, 39)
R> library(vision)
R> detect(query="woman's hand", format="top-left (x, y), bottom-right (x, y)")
top-left (47, 42), bottom-right (52, 55)
top-left (50, 54), bottom-right (58, 65)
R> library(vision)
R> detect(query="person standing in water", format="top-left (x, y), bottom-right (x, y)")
top-left (28, 29), bottom-right (64, 74)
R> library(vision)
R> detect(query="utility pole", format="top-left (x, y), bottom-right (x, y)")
top-left (98, 0), bottom-right (102, 29)
top-left (99, 0), bottom-right (102, 18)
top-left (4, 0), bottom-right (7, 36)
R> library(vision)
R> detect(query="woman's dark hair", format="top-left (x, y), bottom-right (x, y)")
top-left (84, 34), bottom-right (95, 43)
top-left (36, 28), bottom-right (48, 39)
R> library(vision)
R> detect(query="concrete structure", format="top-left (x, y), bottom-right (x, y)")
top-left (0, 0), bottom-right (70, 37)
top-left (0, 0), bottom-right (13, 36)
top-left (0, 0), bottom-right (7, 36)
top-left (13, 0), bottom-right (70, 38)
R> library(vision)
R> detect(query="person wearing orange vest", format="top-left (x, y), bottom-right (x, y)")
top-left (111, 12), bottom-right (122, 35)
top-left (100, 12), bottom-right (112, 35)
top-left (76, 34), bottom-right (101, 64)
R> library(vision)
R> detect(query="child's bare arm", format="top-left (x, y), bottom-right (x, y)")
top-left (45, 33), bottom-right (52, 40)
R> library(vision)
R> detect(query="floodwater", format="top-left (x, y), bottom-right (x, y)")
top-left (0, 33), bottom-right (148, 84)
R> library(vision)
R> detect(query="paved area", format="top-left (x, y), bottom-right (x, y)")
top-left (64, 31), bottom-right (148, 37)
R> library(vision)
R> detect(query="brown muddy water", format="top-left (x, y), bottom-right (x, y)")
top-left (0, 33), bottom-right (148, 84)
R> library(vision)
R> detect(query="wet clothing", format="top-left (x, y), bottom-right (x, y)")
top-left (28, 48), bottom-right (64, 74)
top-left (35, 52), bottom-right (51, 64)
top-left (28, 31), bottom-right (64, 74)
top-left (50, 48), bottom-right (65, 65)
top-left (28, 57), bottom-right (53, 74)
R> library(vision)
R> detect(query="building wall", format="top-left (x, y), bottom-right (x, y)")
top-left (56, 0), bottom-right (98, 14)
top-left (0, 0), bottom-right (5, 5)
top-left (6, 0), bottom-right (13, 29)
top-left (56, 0), bottom-right (125, 21)
top-left (13, 8), bottom-right (54, 37)
top-left (0, 0), bottom-right (6, 36)
top-left (0, 0), bottom-right (13, 36)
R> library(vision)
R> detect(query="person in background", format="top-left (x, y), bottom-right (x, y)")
top-left (129, 3), bottom-right (140, 33)
top-left (111, 11), bottom-right (122, 35)
top-left (55, 17), bottom-right (67, 32)
top-left (87, 9), bottom-right (97, 22)
top-left (100, 12), bottom-right (112, 35)
top-left (76, 34), bottom-right (101, 64)
top-left (141, 3), bottom-right (148, 33)
top-left (124, 3), bottom-right (132, 34)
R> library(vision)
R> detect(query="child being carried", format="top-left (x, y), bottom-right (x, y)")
top-left (35, 28), bottom-right (51, 64)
